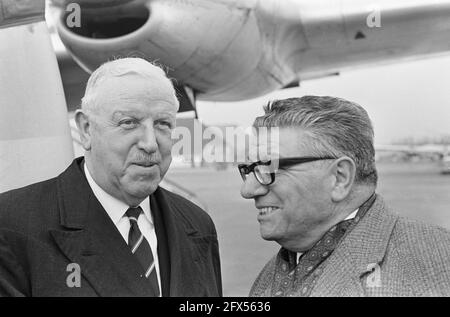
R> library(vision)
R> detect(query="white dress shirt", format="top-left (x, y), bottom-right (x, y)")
top-left (84, 164), bottom-right (161, 295)
top-left (296, 209), bottom-right (359, 263)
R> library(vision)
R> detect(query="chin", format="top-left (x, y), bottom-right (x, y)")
top-left (260, 231), bottom-right (276, 241)
top-left (128, 182), bottom-right (158, 199)
top-left (140, 183), bottom-right (159, 196)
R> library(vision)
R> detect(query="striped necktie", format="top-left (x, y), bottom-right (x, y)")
top-left (126, 206), bottom-right (160, 296)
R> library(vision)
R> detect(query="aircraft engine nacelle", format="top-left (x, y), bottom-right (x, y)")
top-left (55, 0), bottom-right (298, 101)
top-left (54, 0), bottom-right (450, 102)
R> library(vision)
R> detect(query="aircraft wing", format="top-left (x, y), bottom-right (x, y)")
top-left (48, 0), bottom-right (450, 110)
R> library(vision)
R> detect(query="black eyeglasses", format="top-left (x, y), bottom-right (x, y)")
top-left (238, 156), bottom-right (336, 185)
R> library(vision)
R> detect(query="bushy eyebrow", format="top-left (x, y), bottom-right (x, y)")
top-left (110, 110), bottom-right (176, 124)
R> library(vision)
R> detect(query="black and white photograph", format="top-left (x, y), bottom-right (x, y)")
top-left (1, 0), bottom-right (450, 300)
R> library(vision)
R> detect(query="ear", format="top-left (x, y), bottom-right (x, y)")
top-left (329, 156), bottom-right (356, 202)
top-left (74, 109), bottom-right (92, 151)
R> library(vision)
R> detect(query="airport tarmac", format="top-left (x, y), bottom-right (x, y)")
top-left (166, 161), bottom-right (450, 296)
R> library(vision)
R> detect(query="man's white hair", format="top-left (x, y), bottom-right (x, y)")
top-left (81, 57), bottom-right (179, 114)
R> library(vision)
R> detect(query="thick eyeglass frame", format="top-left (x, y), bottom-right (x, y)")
top-left (238, 156), bottom-right (337, 185)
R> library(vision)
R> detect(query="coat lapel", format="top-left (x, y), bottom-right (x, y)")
top-left (311, 196), bottom-right (398, 296)
top-left (50, 158), bottom-right (156, 296)
top-left (150, 188), bottom-right (206, 296)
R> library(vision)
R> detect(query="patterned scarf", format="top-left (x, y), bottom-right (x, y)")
top-left (269, 193), bottom-right (377, 297)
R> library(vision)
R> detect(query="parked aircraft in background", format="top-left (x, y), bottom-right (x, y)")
top-left (442, 155), bottom-right (450, 174)
top-left (376, 144), bottom-right (450, 174)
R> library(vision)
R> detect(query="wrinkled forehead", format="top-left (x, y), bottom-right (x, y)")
top-left (95, 74), bottom-right (179, 113)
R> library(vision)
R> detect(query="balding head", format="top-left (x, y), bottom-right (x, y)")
top-left (81, 57), bottom-right (179, 115)
top-left (75, 57), bottom-right (179, 207)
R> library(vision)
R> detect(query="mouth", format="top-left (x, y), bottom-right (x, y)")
top-left (257, 206), bottom-right (281, 217)
top-left (132, 161), bottom-right (157, 168)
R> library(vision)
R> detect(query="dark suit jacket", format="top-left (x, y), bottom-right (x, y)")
top-left (0, 158), bottom-right (222, 296)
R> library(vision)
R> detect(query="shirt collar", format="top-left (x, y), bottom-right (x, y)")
top-left (84, 162), bottom-right (153, 226)
top-left (344, 208), bottom-right (359, 221)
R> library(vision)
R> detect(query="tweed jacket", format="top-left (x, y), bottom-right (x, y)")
top-left (250, 195), bottom-right (450, 296)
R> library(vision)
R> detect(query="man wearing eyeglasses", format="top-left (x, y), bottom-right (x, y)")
top-left (239, 96), bottom-right (450, 297)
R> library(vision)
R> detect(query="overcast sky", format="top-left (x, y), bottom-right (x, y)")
top-left (197, 54), bottom-right (450, 145)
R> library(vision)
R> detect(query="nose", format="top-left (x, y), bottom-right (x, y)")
top-left (240, 173), bottom-right (269, 199)
top-left (137, 122), bottom-right (158, 153)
